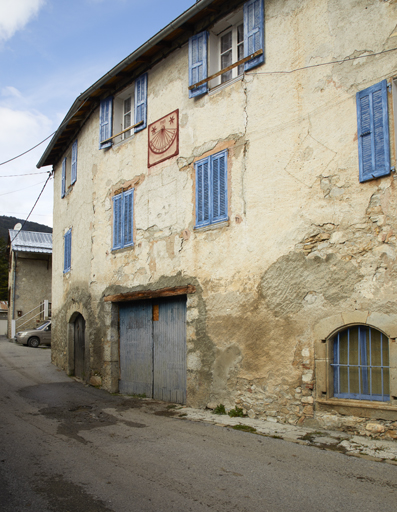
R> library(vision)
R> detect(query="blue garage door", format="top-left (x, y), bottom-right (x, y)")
top-left (119, 296), bottom-right (186, 403)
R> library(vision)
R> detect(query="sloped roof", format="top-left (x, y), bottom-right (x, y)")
top-left (9, 230), bottom-right (52, 254)
top-left (0, 301), bottom-right (7, 312)
top-left (36, 0), bottom-right (241, 168)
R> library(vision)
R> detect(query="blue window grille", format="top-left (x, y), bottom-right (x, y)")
top-left (332, 326), bottom-right (390, 401)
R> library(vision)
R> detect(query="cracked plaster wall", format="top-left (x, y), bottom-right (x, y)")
top-left (51, 0), bottom-right (397, 425)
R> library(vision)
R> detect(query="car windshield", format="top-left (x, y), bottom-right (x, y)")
top-left (36, 322), bottom-right (50, 331)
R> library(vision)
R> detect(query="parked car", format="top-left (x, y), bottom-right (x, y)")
top-left (15, 321), bottom-right (51, 348)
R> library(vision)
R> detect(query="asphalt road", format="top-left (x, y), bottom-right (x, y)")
top-left (1, 336), bottom-right (396, 512)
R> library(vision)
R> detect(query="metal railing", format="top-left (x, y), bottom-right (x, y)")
top-left (12, 300), bottom-right (51, 337)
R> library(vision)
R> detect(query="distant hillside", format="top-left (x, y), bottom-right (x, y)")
top-left (0, 216), bottom-right (52, 241)
top-left (0, 216), bottom-right (52, 301)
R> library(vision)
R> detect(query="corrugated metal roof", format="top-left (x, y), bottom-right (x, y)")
top-left (9, 230), bottom-right (52, 254)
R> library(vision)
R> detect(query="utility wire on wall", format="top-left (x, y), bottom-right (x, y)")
top-left (249, 46), bottom-right (397, 76)
top-left (2, 49), bottom-right (397, 168)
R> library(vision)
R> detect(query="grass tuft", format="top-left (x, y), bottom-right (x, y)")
top-left (232, 425), bottom-right (256, 433)
top-left (228, 407), bottom-right (246, 418)
top-left (212, 404), bottom-right (227, 415)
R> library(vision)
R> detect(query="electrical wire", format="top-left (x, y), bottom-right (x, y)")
top-left (0, 212), bottom-right (49, 217)
top-left (0, 180), bottom-right (49, 197)
top-left (1, 47), bottom-right (396, 168)
top-left (249, 46), bottom-right (397, 76)
top-left (0, 171), bottom-right (49, 178)
top-left (10, 173), bottom-right (53, 243)
top-left (0, 132), bottom-right (55, 166)
top-left (0, 96), bottom-right (91, 167)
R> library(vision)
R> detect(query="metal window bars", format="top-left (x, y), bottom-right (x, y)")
top-left (331, 326), bottom-right (390, 401)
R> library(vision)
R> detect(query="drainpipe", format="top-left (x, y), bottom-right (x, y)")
top-left (12, 252), bottom-right (17, 320)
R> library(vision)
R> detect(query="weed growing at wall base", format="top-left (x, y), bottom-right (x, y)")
top-left (232, 425), bottom-right (257, 433)
top-left (212, 404), bottom-right (226, 415)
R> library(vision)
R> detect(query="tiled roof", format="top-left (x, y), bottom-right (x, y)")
top-left (0, 301), bottom-right (7, 312)
top-left (9, 230), bottom-right (52, 254)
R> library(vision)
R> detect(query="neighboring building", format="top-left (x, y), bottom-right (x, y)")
top-left (38, 0), bottom-right (397, 432)
top-left (0, 301), bottom-right (8, 336)
top-left (7, 230), bottom-right (52, 337)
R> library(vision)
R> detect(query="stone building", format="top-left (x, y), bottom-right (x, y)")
top-left (38, 0), bottom-right (397, 432)
top-left (7, 230), bottom-right (52, 337)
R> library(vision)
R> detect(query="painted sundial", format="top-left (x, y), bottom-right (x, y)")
top-left (148, 109), bottom-right (179, 167)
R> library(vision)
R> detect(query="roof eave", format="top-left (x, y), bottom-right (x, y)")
top-left (37, 0), bottom-right (216, 169)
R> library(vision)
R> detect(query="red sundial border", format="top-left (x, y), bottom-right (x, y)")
top-left (148, 109), bottom-right (179, 168)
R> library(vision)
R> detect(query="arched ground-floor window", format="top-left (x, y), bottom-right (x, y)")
top-left (332, 326), bottom-right (389, 401)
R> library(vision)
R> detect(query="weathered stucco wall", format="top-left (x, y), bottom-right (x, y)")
top-left (8, 252), bottom-right (52, 335)
top-left (51, 0), bottom-right (397, 429)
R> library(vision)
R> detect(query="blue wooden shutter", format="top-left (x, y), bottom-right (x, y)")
top-left (113, 194), bottom-right (123, 249)
top-left (71, 139), bottom-right (78, 185)
top-left (211, 151), bottom-right (228, 223)
top-left (61, 157), bottom-right (66, 198)
top-left (123, 189), bottom-right (134, 247)
top-left (189, 31), bottom-right (208, 98)
top-left (244, 0), bottom-right (265, 71)
top-left (357, 80), bottom-right (390, 183)
top-left (135, 73), bottom-right (147, 133)
top-left (195, 157), bottom-right (210, 227)
top-left (63, 232), bottom-right (67, 272)
top-left (99, 96), bottom-right (113, 149)
top-left (64, 230), bottom-right (71, 273)
top-left (67, 230), bottom-right (71, 271)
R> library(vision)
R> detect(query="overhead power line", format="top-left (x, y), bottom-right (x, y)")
top-left (1, 47), bottom-right (397, 168)
top-left (0, 180), bottom-right (48, 197)
top-left (0, 132), bottom-right (55, 166)
top-left (0, 96), bottom-right (91, 167)
top-left (0, 171), bottom-right (49, 178)
top-left (10, 173), bottom-right (53, 243)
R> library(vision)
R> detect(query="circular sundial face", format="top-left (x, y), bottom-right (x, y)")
top-left (149, 115), bottom-right (177, 154)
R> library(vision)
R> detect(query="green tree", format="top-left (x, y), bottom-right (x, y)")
top-left (0, 237), bottom-right (9, 301)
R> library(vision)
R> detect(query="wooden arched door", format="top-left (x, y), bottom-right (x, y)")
top-left (74, 314), bottom-right (86, 379)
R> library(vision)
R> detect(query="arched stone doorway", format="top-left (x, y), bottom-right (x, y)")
top-left (74, 313), bottom-right (86, 380)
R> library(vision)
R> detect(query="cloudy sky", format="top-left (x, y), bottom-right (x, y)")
top-left (0, 0), bottom-right (194, 228)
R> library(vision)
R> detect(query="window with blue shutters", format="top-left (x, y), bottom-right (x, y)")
top-left (244, 0), bottom-right (265, 71)
top-left (61, 157), bottom-right (66, 198)
top-left (112, 189), bottom-right (134, 250)
top-left (100, 73), bottom-right (148, 148)
top-left (99, 96), bottom-right (113, 149)
top-left (63, 229), bottom-right (72, 273)
top-left (356, 80), bottom-right (391, 183)
top-left (135, 73), bottom-right (147, 132)
top-left (189, 0), bottom-right (264, 95)
top-left (71, 139), bottom-right (78, 185)
top-left (195, 150), bottom-right (228, 228)
top-left (332, 326), bottom-right (390, 401)
top-left (61, 139), bottom-right (78, 198)
top-left (189, 31), bottom-right (208, 98)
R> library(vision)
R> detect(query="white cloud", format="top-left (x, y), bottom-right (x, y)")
top-left (0, 105), bottom-right (54, 227)
top-left (1, 86), bottom-right (23, 99)
top-left (0, 0), bottom-right (45, 42)
top-left (0, 105), bottom-right (52, 159)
